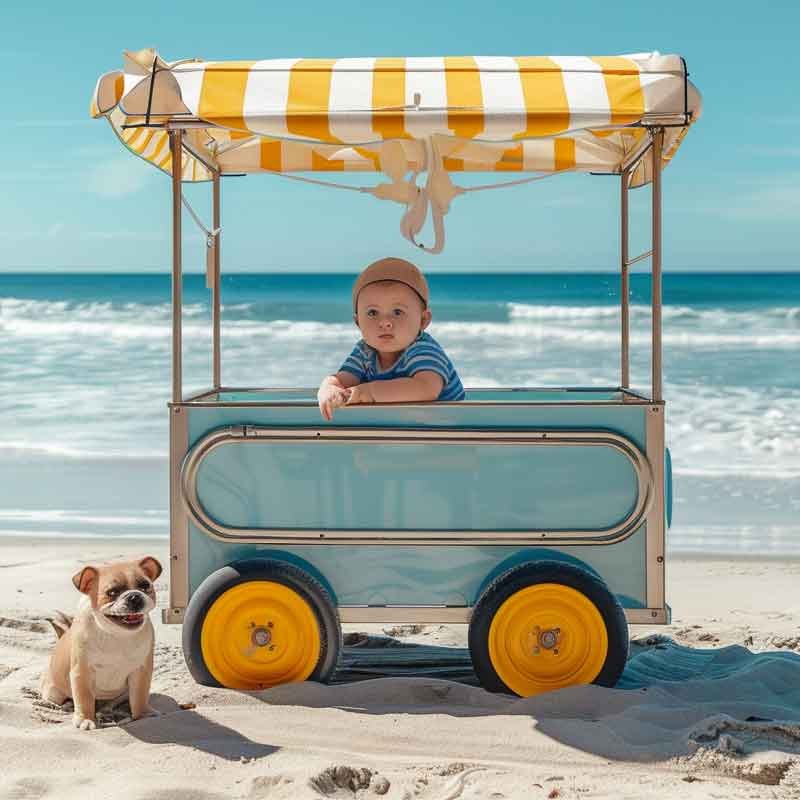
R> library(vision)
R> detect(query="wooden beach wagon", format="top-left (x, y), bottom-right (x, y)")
top-left (91, 50), bottom-right (701, 696)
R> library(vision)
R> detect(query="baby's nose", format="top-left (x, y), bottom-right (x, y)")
top-left (379, 316), bottom-right (393, 328)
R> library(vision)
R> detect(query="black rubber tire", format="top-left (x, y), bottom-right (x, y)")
top-left (468, 561), bottom-right (629, 696)
top-left (182, 559), bottom-right (342, 688)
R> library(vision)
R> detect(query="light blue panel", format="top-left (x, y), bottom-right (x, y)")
top-left (215, 389), bottom-right (623, 404)
top-left (665, 447), bottom-right (673, 529)
top-left (196, 439), bottom-right (637, 530)
top-left (188, 402), bottom-right (647, 450)
top-left (188, 524), bottom-right (647, 608)
top-left (183, 396), bottom-right (650, 610)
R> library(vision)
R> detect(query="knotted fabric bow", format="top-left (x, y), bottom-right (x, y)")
top-left (366, 138), bottom-right (463, 255)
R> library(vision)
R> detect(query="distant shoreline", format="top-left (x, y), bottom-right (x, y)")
top-left (0, 533), bottom-right (797, 561)
top-left (2, 268), bottom-right (799, 275)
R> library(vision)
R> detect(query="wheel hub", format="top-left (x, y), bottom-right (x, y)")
top-left (528, 625), bottom-right (561, 655)
top-left (251, 626), bottom-right (272, 647)
top-left (539, 627), bottom-right (560, 650)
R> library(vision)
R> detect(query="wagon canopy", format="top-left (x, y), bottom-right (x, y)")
top-left (91, 49), bottom-right (700, 251)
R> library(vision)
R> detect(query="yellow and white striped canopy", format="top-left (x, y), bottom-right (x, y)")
top-left (91, 49), bottom-right (701, 187)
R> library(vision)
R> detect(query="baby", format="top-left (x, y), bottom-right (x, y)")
top-left (318, 257), bottom-right (464, 420)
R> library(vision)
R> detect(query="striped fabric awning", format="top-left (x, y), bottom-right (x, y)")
top-left (91, 49), bottom-right (700, 251)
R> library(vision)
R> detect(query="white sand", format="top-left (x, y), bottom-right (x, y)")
top-left (1, 537), bottom-right (799, 799)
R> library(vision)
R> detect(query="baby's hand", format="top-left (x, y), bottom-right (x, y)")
top-left (346, 384), bottom-right (374, 406)
top-left (318, 379), bottom-right (349, 421)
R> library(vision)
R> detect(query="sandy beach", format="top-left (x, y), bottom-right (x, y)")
top-left (0, 537), bottom-right (797, 799)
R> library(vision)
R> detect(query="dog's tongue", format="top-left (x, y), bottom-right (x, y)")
top-left (124, 614), bottom-right (144, 624)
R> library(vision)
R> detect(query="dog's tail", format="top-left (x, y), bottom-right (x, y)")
top-left (45, 611), bottom-right (73, 639)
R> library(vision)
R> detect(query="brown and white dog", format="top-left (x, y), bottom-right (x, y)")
top-left (40, 557), bottom-right (162, 730)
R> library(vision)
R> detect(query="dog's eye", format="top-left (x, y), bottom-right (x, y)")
top-left (137, 580), bottom-right (151, 591)
top-left (106, 589), bottom-right (119, 599)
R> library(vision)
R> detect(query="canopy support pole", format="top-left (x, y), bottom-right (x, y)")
top-left (651, 128), bottom-right (664, 402)
top-left (620, 168), bottom-right (630, 389)
top-left (212, 172), bottom-right (221, 389)
top-left (170, 130), bottom-right (183, 403)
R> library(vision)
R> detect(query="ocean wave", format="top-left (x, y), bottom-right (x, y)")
top-left (4, 314), bottom-right (799, 349)
top-left (3, 295), bottom-right (798, 324)
top-left (508, 303), bottom-right (622, 319)
top-left (672, 465), bottom-right (800, 480)
top-left (0, 509), bottom-right (168, 527)
top-left (0, 528), bottom-right (167, 540)
top-left (0, 297), bottom-right (209, 320)
top-left (667, 524), bottom-right (800, 556)
top-left (508, 302), bottom-right (800, 324)
top-left (0, 441), bottom-right (167, 459)
top-left (436, 320), bottom-right (800, 349)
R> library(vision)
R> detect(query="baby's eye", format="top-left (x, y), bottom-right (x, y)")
top-left (392, 308), bottom-right (405, 317)
top-left (366, 309), bottom-right (378, 318)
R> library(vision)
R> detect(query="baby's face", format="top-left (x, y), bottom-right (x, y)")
top-left (355, 281), bottom-right (431, 355)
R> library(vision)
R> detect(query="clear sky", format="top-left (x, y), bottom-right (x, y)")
top-left (1, 0), bottom-right (798, 272)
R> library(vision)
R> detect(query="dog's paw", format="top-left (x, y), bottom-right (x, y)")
top-left (72, 713), bottom-right (97, 731)
top-left (130, 705), bottom-right (161, 722)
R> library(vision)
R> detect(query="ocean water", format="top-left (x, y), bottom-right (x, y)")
top-left (2, 272), bottom-right (798, 555)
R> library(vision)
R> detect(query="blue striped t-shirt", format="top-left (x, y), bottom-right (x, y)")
top-left (339, 332), bottom-right (465, 401)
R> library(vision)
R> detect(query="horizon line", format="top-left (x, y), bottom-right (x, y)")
top-left (1, 268), bottom-right (798, 276)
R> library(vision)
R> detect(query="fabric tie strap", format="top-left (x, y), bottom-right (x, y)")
top-left (255, 137), bottom-right (572, 254)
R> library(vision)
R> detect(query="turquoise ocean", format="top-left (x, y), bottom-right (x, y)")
top-left (2, 272), bottom-right (798, 556)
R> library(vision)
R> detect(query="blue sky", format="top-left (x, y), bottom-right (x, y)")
top-left (1, 0), bottom-right (798, 272)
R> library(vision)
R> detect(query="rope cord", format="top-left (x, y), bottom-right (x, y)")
top-left (460, 169), bottom-right (574, 193)
top-left (240, 148), bottom-right (577, 255)
top-left (260, 170), bottom-right (370, 192)
top-left (181, 194), bottom-right (220, 244)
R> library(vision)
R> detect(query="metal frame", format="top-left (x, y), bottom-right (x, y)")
top-left (165, 124), bottom-right (670, 623)
top-left (163, 603), bottom-right (665, 626)
top-left (644, 404), bottom-right (666, 617)
top-left (651, 128), bottom-right (664, 401)
top-left (167, 127), bottom-right (666, 403)
top-left (167, 404), bottom-right (189, 622)
top-left (180, 424), bottom-right (654, 546)
top-left (212, 172), bottom-right (221, 389)
top-left (620, 166), bottom-right (630, 389)
top-left (620, 127), bottom-right (664, 400)
top-left (335, 607), bottom-right (667, 624)
top-left (177, 385), bottom-right (654, 408)
top-left (170, 130), bottom-right (183, 403)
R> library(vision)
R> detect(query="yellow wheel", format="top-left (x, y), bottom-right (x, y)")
top-left (469, 562), bottom-right (628, 697)
top-left (183, 561), bottom-right (341, 689)
top-left (488, 583), bottom-right (608, 696)
top-left (201, 581), bottom-right (321, 690)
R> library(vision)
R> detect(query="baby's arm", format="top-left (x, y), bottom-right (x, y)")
top-left (348, 372), bottom-right (444, 405)
top-left (318, 371), bottom-right (360, 420)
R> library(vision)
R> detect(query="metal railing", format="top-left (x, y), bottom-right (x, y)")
top-left (179, 424), bottom-right (655, 546)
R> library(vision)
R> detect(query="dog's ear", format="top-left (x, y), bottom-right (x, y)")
top-left (72, 566), bottom-right (98, 594)
top-left (138, 556), bottom-right (162, 581)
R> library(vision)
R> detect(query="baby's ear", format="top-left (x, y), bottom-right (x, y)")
top-left (421, 309), bottom-right (432, 329)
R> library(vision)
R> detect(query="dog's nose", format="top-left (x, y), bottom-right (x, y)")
top-left (127, 593), bottom-right (145, 612)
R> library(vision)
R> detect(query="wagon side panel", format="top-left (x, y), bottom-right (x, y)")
top-left (169, 399), bottom-right (657, 622)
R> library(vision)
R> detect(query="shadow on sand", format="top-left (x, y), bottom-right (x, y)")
top-left (118, 633), bottom-right (800, 774)
top-left (122, 696), bottom-right (278, 761)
